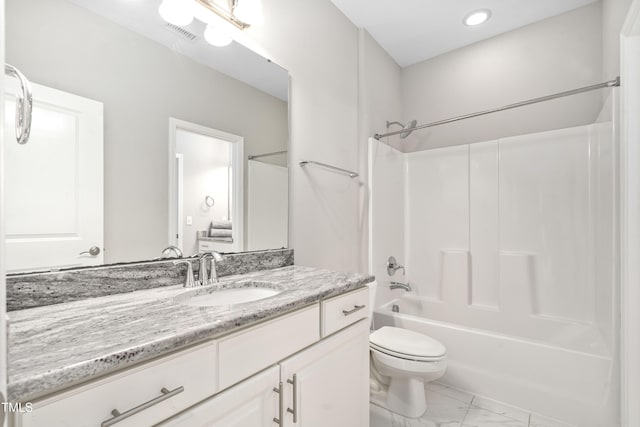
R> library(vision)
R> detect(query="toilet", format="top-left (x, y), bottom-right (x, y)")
top-left (367, 282), bottom-right (447, 418)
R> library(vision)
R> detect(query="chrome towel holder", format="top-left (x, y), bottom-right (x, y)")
top-left (4, 64), bottom-right (33, 145)
top-left (299, 160), bottom-right (358, 178)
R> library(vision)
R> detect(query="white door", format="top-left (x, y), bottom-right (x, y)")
top-left (248, 160), bottom-right (288, 251)
top-left (157, 366), bottom-right (279, 427)
top-left (280, 320), bottom-right (369, 427)
top-left (3, 81), bottom-right (103, 272)
top-left (1, 0), bottom-right (9, 419)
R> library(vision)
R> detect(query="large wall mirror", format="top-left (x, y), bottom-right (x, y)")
top-left (4, 0), bottom-right (289, 272)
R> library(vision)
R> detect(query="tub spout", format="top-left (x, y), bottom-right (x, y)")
top-left (390, 281), bottom-right (411, 292)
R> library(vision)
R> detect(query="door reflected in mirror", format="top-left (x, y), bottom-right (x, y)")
top-left (5, 0), bottom-right (289, 272)
top-left (170, 119), bottom-right (244, 255)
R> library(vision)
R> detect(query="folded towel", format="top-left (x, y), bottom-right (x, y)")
top-left (209, 229), bottom-right (232, 238)
top-left (210, 237), bottom-right (233, 243)
top-left (211, 220), bottom-right (232, 230)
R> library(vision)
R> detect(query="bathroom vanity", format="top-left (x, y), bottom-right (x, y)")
top-left (7, 263), bottom-right (372, 427)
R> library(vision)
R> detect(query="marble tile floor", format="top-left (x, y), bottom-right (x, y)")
top-left (370, 382), bottom-right (575, 427)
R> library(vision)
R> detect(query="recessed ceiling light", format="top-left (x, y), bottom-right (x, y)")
top-left (464, 9), bottom-right (492, 26)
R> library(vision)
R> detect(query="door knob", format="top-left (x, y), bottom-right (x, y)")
top-left (79, 246), bottom-right (101, 256)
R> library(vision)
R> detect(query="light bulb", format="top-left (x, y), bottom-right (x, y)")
top-left (204, 25), bottom-right (232, 47)
top-left (159, 0), bottom-right (193, 27)
top-left (234, 0), bottom-right (263, 25)
top-left (464, 9), bottom-right (491, 26)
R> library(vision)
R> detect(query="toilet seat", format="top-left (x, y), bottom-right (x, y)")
top-left (370, 326), bottom-right (446, 361)
top-left (370, 343), bottom-right (445, 362)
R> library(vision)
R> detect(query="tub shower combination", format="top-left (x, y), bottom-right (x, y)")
top-left (369, 81), bottom-right (619, 427)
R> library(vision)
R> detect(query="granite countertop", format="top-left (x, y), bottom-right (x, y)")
top-left (7, 265), bottom-right (374, 402)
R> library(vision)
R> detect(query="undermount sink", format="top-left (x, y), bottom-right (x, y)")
top-left (177, 281), bottom-right (282, 307)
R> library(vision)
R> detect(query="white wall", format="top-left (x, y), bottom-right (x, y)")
top-left (247, 161), bottom-right (288, 251)
top-left (246, 0), bottom-right (361, 272)
top-left (401, 3), bottom-right (603, 152)
top-left (603, 0), bottom-right (633, 78)
top-left (0, 0), bottom-right (8, 403)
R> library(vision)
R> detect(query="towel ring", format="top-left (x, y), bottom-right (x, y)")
top-left (205, 196), bottom-right (215, 207)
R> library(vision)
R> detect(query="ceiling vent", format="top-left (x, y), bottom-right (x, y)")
top-left (164, 23), bottom-right (199, 42)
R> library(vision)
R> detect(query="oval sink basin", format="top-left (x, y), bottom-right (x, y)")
top-left (178, 282), bottom-right (282, 307)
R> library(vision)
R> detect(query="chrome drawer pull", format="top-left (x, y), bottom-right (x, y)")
top-left (342, 304), bottom-right (365, 316)
top-left (101, 386), bottom-right (184, 427)
top-left (286, 374), bottom-right (298, 422)
top-left (273, 381), bottom-right (284, 425)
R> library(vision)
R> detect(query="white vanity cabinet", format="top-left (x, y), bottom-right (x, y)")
top-left (12, 287), bottom-right (370, 427)
top-left (157, 366), bottom-right (280, 427)
top-left (161, 288), bottom-right (370, 427)
top-left (280, 319), bottom-right (369, 426)
top-left (159, 319), bottom-right (369, 427)
top-left (15, 341), bottom-right (218, 427)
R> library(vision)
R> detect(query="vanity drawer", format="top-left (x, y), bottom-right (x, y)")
top-left (217, 304), bottom-right (320, 390)
top-left (321, 287), bottom-right (369, 337)
top-left (17, 341), bottom-right (217, 427)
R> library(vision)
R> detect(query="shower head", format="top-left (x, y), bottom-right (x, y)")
top-left (386, 119), bottom-right (417, 139)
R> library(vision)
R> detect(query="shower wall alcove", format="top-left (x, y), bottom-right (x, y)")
top-left (369, 101), bottom-right (618, 426)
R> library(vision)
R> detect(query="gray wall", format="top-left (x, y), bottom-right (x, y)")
top-left (357, 29), bottom-right (403, 275)
top-left (6, 0), bottom-right (287, 263)
top-left (247, 0), bottom-right (362, 272)
top-left (400, 3), bottom-right (604, 152)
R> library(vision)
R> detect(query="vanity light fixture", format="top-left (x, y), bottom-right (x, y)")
top-left (159, 0), bottom-right (194, 27)
top-left (463, 9), bottom-right (492, 26)
top-left (233, 0), bottom-right (263, 25)
top-left (159, 0), bottom-right (263, 47)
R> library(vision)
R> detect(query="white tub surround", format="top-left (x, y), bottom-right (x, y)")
top-left (369, 117), bottom-right (618, 426)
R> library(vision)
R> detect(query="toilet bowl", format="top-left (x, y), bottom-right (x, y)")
top-left (369, 326), bottom-right (447, 417)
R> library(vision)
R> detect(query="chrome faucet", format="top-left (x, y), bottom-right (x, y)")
top-left (198, 252), bottom-right (214, 286)
top-left (162, 245), bottom-right (183, 259)
top-left (208, 251), bottom-right (224, 283)
top-left (390, 281), bottom-right (411, 292)
top-left (174, 260), bottom-right (196, 287)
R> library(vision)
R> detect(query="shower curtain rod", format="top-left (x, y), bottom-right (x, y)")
top-left (374, 76), bottom-right (620, 140)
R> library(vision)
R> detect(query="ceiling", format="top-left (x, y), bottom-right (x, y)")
top-left (330, 0), bottom-right (599, 67)
top-left (67, 0), bottom-right (288, 100)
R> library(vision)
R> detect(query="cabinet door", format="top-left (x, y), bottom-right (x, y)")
top-left (157, 366), bottom-right (279, 427)
top-left (280, 319), bottom-right (369, 427)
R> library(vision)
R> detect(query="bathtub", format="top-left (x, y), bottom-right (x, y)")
top-left (373, 295), bottom-right (619, 427)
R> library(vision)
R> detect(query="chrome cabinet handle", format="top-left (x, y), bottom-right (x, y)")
top-left (101, 386), bottom-right (184, 427)
top-left (4, 64), bottom-right (33, 145)
top-left (79, 246), bottom-right (101, 256)
top-left (273, 381), bottom-right (283, 425)
top-left (286, 374), bottom-right (298, 422)
top-left (342, 304), bottom-right (365, 316)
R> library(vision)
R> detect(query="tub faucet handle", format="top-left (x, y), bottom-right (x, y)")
top-left (387, 256), bottom-right (405, 276)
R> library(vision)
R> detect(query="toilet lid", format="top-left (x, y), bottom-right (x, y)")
top-left (370, 326), bottom-right (446, 359)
